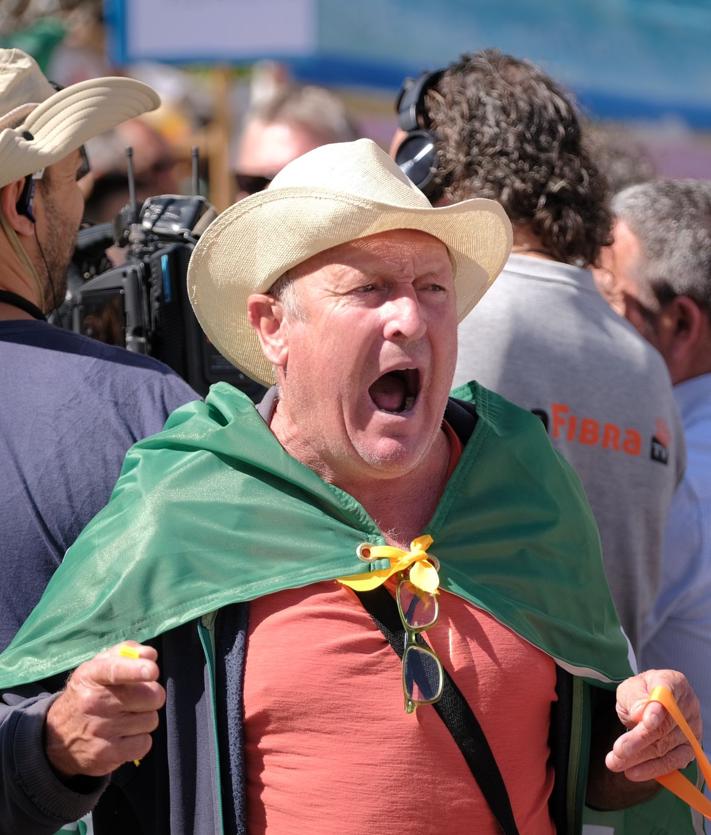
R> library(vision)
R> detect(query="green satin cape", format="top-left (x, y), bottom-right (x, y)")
top-left (0, 381), bottom-right (632, 688)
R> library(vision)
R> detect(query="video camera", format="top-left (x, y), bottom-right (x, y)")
top-left (56, 148), bottom-right (265, 400)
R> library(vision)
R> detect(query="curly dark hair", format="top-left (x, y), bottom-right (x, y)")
top-left (426, 50), bottom-right (612, 266)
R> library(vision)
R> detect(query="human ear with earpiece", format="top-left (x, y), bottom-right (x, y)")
top-left (15, 170), bottom-right (38, 223)
top-left (0, 166), bottom-right (47, 318)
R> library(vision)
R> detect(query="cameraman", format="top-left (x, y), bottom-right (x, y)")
top-left (0, 49), bottom-right (198, 651)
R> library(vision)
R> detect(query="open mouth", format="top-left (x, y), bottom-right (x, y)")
top-left (368, 368), bottom-right (420, 414)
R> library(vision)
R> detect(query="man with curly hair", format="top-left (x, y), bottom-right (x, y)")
top-left (391, 50), bottom-right (684, 653)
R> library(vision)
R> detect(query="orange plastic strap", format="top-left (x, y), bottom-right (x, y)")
top-left (648, 685), bottom-right (711, 819)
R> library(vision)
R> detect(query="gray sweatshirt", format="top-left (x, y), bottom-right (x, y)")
top-left (453, 254), bottom-right (685, 649)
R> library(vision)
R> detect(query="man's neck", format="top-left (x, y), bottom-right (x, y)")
top-left (673, 365), bottom-right (711, 385)
top-left (511, 226), bottom-right (556, 261)
top-left (268, 401), bottom-right (451, 548)
top-left (0, 291), bottom-right (45, 321)
top-left (340, 430), bottom-right (451, 548)
top-left (0, 246), bottom-right (44, 320)
top-left (0, 301), bottom-right (34, 320)
top-left (669, 329), bottom-right (711, 384)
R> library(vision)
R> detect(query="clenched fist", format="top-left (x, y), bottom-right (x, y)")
top-left (45, 641), bottom-right (165, 778)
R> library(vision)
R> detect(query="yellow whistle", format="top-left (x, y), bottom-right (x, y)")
top-left (119, 644), bottom-right (143, 765)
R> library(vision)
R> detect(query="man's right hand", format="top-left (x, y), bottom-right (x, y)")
top-left (44, 642), bottom-right (165, 778)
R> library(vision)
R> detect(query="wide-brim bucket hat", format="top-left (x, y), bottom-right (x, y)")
top-left (187, 138), bottom-right (512, 387)
top-left (0, 48), bottom-right (160, 188)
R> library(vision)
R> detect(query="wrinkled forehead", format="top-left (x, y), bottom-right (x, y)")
top-left (288, 229), bottom-right (454, 281)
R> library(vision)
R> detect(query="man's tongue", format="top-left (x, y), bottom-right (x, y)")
top-left (369, 372), bottom-right (409, 413)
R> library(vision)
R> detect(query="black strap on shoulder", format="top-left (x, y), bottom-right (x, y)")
top-left (548, 664), bottom-right (574, 833)
top-left (444, 396), bottom-right (478, 445)
top-left (215, 602), bottom-right (251, 835)
top-left (356, 586), bottom-right (520, 835)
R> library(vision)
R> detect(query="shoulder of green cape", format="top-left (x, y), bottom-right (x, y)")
top-left (0, 380), bottom-right (632, 688)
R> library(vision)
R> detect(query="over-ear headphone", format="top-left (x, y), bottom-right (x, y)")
top-left (16, 174), bottom-right (36, 223)
top-left (393, 69), bottom-right (444, 199)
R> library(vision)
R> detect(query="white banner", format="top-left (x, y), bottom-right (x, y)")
top-left (120, 0), bottom-right (317, 62)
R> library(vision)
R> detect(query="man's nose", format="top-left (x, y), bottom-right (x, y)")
top-left (382, 292), bottom-right (427, 341)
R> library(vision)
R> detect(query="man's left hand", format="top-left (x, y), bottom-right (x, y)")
top-left (606, 669), bottom-right (701, 782)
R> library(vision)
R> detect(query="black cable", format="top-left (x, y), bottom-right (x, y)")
top-left (0, 289), bottom-right (46, 320)
top-left (33, 223), bottom-right (60, 314)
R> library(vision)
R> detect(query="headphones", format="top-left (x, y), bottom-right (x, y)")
top-left (15, 133), bottom-right (39, 223)
top-left (16, 174), bottom-right (37, 223)
top-left (393, 69), bottom-right (444, 199)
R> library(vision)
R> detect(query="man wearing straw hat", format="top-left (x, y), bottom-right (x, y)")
top-left (0, 48), bottom-right (197, 653)
top-left (0, 139), bottom-right (705, 834)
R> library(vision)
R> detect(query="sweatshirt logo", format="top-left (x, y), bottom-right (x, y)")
top-left (532, 403), bottom-right (669, 464)
top-left (650, 418), bottom-right (671, 465)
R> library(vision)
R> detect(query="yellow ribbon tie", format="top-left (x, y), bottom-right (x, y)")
top-left (338, 534), bottom-right (440, 594)
top-left (648, 685), bottom-right (711, 819)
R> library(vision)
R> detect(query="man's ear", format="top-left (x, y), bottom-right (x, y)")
top-left (247, 293), bottom-right (289, 369)
top-left (592, 262), bottom-right (626, 316)
top-left (0, 179), bottom-right (36, 238)
top-left (665, 295), bottom-right (706, 363)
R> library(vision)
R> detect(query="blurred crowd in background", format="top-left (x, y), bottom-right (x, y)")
top-left (1, 0), bottom-right (379, 217)
top-left (3, 0), bottom-right (708, 227)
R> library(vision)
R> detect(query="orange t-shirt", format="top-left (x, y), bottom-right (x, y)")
top-left (244, 424), bottom-right (558, 833)
top-left (244, 584), bottom-right (557, 834)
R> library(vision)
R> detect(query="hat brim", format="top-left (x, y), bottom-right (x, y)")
top-left (187, 187), bottom-right (512, 387)
top-left (0, 77), bottom-right (160, 188)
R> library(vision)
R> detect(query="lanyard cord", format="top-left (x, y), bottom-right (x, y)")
top-left (0, 289), bottom-right (46, 320)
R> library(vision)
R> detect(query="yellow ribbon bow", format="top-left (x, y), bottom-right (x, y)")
top-left (338, 534), bottom-right (440, 594)
top-left (648, 685), bottom-right (711, 819)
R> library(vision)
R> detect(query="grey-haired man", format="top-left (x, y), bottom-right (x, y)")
top-left (598, 179), bottom-right (711, 760)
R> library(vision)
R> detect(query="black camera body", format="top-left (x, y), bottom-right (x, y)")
top-left (71, 195), bottom-right (265, 400)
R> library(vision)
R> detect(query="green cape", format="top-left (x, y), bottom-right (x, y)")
top-left (0, 381), bottom-right (632, 688)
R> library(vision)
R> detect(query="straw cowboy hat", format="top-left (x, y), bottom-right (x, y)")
top-left (187, 138), bottom-right (513, 387)
top-left (0, 48), bottom-right (160, 189)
